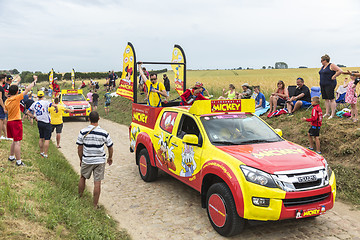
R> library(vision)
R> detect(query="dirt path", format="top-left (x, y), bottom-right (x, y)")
top-left (54, 118), bottom-right (360, 240)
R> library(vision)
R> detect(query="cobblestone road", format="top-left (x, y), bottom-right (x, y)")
top-left (56, 118), bottom-right (360, 240)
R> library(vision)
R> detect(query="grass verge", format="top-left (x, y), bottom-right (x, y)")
top-left (0, 120), bottom-right (130, 239)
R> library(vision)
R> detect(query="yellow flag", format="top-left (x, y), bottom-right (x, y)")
top-left (71, 69), bottom-right (75, 89)
top-left (49, 68), bottom-right (54, 89)
top-left (171, 45), bottom-right (186, 96)
top-left (116, 42), bottom-right (135, 101)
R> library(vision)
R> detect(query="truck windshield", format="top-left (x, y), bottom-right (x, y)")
top-left (62, 94), bottom-right (85, 101)
top-left (201, 114), bottom-right (282, 145)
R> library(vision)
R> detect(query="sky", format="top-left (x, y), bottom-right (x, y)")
top-left (1, 0), bottom-right (360, 73)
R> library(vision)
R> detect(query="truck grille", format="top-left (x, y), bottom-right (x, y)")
top-left (273, 166), bottom-right (329, 192)
top-left (283, 193), bottom-right (330, 207)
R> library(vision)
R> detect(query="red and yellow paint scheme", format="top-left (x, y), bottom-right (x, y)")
top-left (59, 89), bottom-right (91, 118)
top-left (130, 99), bottom-right (336, 235)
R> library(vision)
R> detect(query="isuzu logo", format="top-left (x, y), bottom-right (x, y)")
top-left (297, 175), bottom-right (317, 183)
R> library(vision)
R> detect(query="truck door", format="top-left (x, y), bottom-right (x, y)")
top-left (153, 111), bottom-right (180, 173)
top-left (171, 114), bottom-right (203, 178)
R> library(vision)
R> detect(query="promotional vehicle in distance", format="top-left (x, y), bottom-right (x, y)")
top-left (59, 89), bottom-right (91, 120)
top-left (129, 99), bottom-right (336, 237)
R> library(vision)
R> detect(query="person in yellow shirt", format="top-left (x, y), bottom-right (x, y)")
top-left (138, 63), bottom-right (168, 107)
top-left (49, 98), bottom-right (73, 148)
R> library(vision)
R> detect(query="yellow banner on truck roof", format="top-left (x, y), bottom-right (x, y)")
top-left (189, 99), bottom-right (255, 115)
top-left (116, 42), bottom-right (135, 101)
top-left (171, 46), bottom-right (185, 96)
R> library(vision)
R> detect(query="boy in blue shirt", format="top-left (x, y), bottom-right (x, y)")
top-left (254, 86), bottom-right (266, 109)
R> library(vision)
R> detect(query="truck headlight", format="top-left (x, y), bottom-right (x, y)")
top-left (240, 165), bottom-right (278, 188)
top-left (85, 104), bottom-right (91, 108)
top-left (65, 105), bottom-right (73, 110)
top-left (323, 159), bottom-right (332, 180)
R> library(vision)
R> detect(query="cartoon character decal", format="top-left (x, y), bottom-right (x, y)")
top-left (156, 132), bottom-right (176, 171)
top-left (130, 126), bottom-right (140, 149)
top-left (160, 112), bottom-right (177, 133)
top-left (180, 144), bottom-right (197, 177)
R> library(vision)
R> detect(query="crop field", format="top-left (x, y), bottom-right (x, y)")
top-left (163, 67), bottom-right (359, 96)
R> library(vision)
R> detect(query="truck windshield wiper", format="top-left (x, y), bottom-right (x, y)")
top-left (238, 139), bottom-right (279, 145)
top-left (212, 140), bottom-right (238, 145)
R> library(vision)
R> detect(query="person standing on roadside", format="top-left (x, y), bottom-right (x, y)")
top-left (87, 90), bottom-right (93, 106)
top-left (49, 98), bottom-right (73, 148)
top-left (28, 90), bottom-right (56, 158)
top-left (4, 76), bottom-right (37, 166)
top-left (0, 74), bottom-right (7, 141)
top-left (52, 77), bottom-right (61, 98)
top-left (92, 90), bottom-right (99, 111)
top-left (319, 54), bottom-right (343, 119)
top-left (77, 111), bottom-right (113, 208)
top-left (104, 90), bottom-right (111, 115)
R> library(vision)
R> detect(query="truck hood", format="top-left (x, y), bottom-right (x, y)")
top-left (216, 141), bottom-right (325, 174)
top-left (63, 101), bottom-right (88, 106)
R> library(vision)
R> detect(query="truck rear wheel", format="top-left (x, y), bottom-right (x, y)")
top-left (206, 182), bottom-right (245, 237)
top-left (137, 148), bottom-right (158, 182)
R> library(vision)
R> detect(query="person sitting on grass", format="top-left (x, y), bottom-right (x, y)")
top-left (180, 82), bottom-right (209, 106)
top-left (237, 83), bottom-right (252, 99)
top-left (286, 77), bottom-right (311, 115)
top-left (269, 80), bottom-right (289, 115)
top-left (218, 84), bottom-right (236, 100)
top-left (254, 86), bottom-right (266, 109)
top-left (198, 82), bottom-right (212, 98)
top-left (301, 96), bottom-right (323, 154)
top-left (4, 76), bottom-right (37, 166)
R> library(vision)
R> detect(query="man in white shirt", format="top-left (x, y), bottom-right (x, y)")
top-left (28, 91), bottom-right (55, 158)
top-left (76, 111), bottom-right (113, 208)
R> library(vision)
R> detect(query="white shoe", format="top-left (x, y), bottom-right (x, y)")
top-left (328, 116), bottom-right (333, 120)
top-left (5, 137), bottom-right (13, 141)
top-left (323, 114), bottom-right (330, 118)
top-left (0, 136), bottom-right (5, 140)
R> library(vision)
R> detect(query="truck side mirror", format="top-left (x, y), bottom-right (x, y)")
top-left (183, 134), bottom-right (199, 146)
top-left (274, 129), bottom-right (283, 137)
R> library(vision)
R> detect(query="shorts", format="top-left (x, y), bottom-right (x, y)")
top-left (321, 85), bottom-right (335, 100)
top-left (81, 162), bottom-right (105, 182)
top-left (291, 100), bottom-right (312, 108)
top-left (51, 123), bottom-right (63, 134)
top-left (277, 98), bottom-right (286, 106)
top-left (0, 105), bottom-right (5, 119)
top-left (309, 126), bottom-right (320, 137)
top-left (105, 102), bottom-right (110, 107)
top-left (93, 101), bottom-right (98, 107)
top-left (7, 120), bottom-right (23, 141)
top-left (37, 121), bottom-right (52, 140)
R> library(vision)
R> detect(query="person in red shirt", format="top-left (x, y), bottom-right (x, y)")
top-left (302, 96), bottom-right (323, 154)
top-left (180, 82), bottom-right (208, 106)
top-left (52, 78), bottom-right (60, 98)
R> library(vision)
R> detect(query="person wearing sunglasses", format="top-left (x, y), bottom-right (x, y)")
top-left (139, 63), bottom-right (168, 107)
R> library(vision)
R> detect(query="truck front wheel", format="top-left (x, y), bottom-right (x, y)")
top-left (137, 148), bottom-right (158, 182)
top-left (206, 183), bottom-right (245, 237)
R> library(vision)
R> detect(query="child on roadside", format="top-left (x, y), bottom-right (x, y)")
top-left (104, 91), bottom-right (111, 115)
top-left (344, 71), bottom-right (358, 122)
top-left (301, 96), bottom-right (323, 154)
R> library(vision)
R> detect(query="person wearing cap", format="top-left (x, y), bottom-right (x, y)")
top-left (197, 81), bottom-right (211, 98)
top-left (238, 83), bottom-right (252, 99)
top-left (28, 90), bottom-right (57, 158)
top-left (4, 76), bottom-right (37, 166)
top-left (286, 77), bottom-right (311, 115)
top-left (180, 82), bottom-right (209, 106)
top-left (139, 63), bottom-right (168, 107)
top-left (52, 77), bottom-right (60, 98)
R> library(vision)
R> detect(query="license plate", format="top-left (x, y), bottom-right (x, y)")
top-left (298, 175), bottom-right (317, 183)
top-left (296, 205), bottom-right (326, 219)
